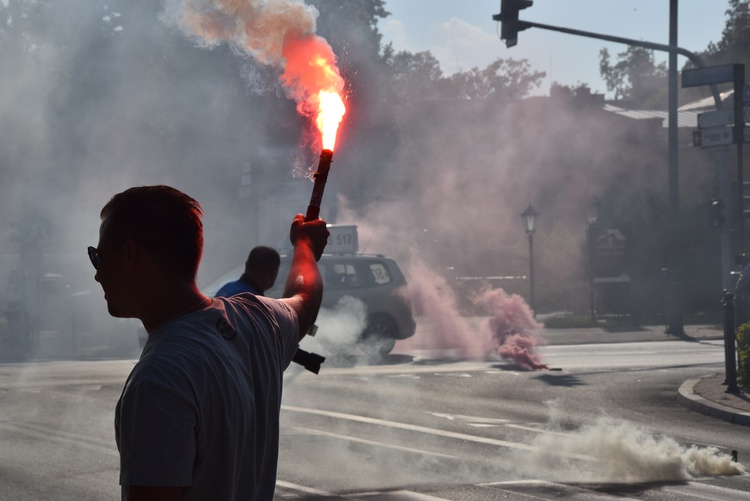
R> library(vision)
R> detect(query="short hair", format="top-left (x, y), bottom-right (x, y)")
top-left (100, 185), bottom-right (204, 280)
top-left (245, 246), bottom-right (280, 274)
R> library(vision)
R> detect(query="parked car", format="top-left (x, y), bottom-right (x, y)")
top-left (202, 252), bottom-right (416, 355)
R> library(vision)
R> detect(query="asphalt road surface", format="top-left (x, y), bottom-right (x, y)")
top-left (1, 334), bottom-right (749, 500)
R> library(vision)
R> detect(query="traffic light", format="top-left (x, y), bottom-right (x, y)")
top-left (492, 0), bottom-right (533, 48)
top-left (707, 199), bottom-right (725, 230)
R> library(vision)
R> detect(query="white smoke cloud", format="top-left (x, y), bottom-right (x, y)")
top-left (160, 0), bottom-right (318, 65)
top-left (516, 404), bottom-right (745, 482)
top-left (300, 295), bottom-right (367, 355)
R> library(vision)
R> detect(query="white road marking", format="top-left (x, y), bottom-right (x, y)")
top-left (293, 426), bottom-right (459, 459)
top-left (282, 405), bottom-right (590, 460)
top-left (480, 480), bottom-right (642, 500)
top-left (428, 412), bottom-right (509, 425)
top-left (275, 480), bottom-right (336, 497)
top-left (661, 481), bottom-right (750, 500)
top-left (0, 421), bottom-right (117, 456)
top-left (503, 423), bottom-right (571, 437)
top-left (355, 491), bottom-right (452, 500)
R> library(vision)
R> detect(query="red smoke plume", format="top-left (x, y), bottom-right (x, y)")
top-left (167, 0), bottom-right (345, 152)
top-left (396, 259), bottom-right (547, 369)
top-left (473, 287), bottom-right (547, 370)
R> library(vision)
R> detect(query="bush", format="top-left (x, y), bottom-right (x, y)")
top-left (737, 322), bottom-right (750, 388)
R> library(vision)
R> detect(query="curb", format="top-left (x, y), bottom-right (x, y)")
top-left (677, 378), bottom-right (750, 427)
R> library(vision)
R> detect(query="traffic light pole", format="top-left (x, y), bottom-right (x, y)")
top-left (502, 10), bottom-right (732, 336)
top-left (667, 0), bottom-right (682, 335)
top-left (510, 20), bottom-right (722, 104)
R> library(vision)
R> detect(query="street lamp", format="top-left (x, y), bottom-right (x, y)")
top-left (587, 211), bottom-right (599, 323)
top-left (520, 203), bottom-right (540, 315)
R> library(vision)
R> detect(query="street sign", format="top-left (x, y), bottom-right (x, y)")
top-left (698, 106), bottom-right (750, 128)
top-left (693, 124), bottom-right (750, 148)
top-left (682, 64), bottom-right (737, 88)
top-left (698, 109), bottom-right (735, 129)
top-left (695, 126), bottom-right (733, 148)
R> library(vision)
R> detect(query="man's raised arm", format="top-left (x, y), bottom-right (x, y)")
top-left (280, 214), bottom-right (329, 338)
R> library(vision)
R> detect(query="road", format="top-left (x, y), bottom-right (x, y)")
top-left (0, 334), bottom-right (749, 500)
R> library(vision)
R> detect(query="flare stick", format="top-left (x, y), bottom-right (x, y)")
top-left (293, 148), bottom-right (333, 374)
top-left (305, 149), bottom-right (334, 221)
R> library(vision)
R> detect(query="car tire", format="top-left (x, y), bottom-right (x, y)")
top-left (361, 314), bottom-right (398, 356)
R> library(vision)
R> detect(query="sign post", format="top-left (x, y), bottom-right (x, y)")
top-left (685, 63), bottom-right (746, 253)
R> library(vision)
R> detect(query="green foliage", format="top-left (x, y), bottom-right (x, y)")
top-left (685, 0), bottom-right (750, 98)
top-left (382, 48), bottom-right (545, 103)
top-left (698, 0), bottom-right (750, 70)
top-left (599, 46), bottom-right (667, 108)
top-left (443, 58), bottom-right (546, 101)
top-left (738, 322), bottom-right (750, 388)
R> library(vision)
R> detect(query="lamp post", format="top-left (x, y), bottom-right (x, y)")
top-left (587, 211), bottom-right (598, 323)
top-left (520, 203), bottom-right (540, 316)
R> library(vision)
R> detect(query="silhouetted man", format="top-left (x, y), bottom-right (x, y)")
top-left (215, 245), bottom-right (280, 297)
top-left (89, 185), bottom-right (328, 501)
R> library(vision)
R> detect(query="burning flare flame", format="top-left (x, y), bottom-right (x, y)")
top-left (281, 34), bottom-right (346, 153)
top-left (316, 90), bottom-right (346, 151)
top-left (169, 0), bottom-right (346, 154)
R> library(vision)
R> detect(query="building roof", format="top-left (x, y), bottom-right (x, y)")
top-left (603, 88), bottom-right (738, 129)
top-left (603, 104), bottom-right (699, 128)
top-left (678, 89), bottom-right (735, 112)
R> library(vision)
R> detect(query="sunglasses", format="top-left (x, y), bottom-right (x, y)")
top-left (87, 239), bottom-right (130, 270)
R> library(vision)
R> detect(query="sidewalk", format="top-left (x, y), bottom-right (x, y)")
top-left (678, 374), bottom-right (750, 427)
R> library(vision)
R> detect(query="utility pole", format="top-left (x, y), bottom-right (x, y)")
top-left (493, 1), bottom-right (729, 335)
top-left (665, 0), bottom-right (683, 335)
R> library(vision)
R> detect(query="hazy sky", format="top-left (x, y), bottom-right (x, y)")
top-left (379, 0), bottom-right (729, 96)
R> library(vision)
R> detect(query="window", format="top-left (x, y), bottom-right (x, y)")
top-left (330, 263), bottom-right (360, 289)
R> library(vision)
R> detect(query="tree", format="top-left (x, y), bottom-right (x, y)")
top-left (382, 47), bottom-right (444, 102)
top-left (442, 58), bottom-right (545, 101)
top-left (382, 50), bottom-right (545, 103)
top-left (692, 0), bottom-right (750, 79)
top-left (599, 46), bottom-right (667, 108)
top-left (681, 0), bottom-right (749, 104)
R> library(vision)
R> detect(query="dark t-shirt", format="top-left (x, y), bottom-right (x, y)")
top-left (215, 278), bottom-right (260, 297)
top-left (116, 295), bottom-right (298, 500)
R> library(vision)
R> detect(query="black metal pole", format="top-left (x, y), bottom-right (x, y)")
top-left (589, 224), bottom-right (595, 322)
top-left (723, 290), bottom-right (740, 393)
top-left (529, 233), bottom-right (536, 316)
top-left (734, 65), bottom-right (746, 253)
top-left (664, 0), bottom-right (684, 336)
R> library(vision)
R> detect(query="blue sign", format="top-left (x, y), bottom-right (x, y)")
top-left (682, 64), bottom-right (736, 88)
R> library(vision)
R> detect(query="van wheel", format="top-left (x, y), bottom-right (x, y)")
top-left (362, 315), bottom-right (397, 355)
